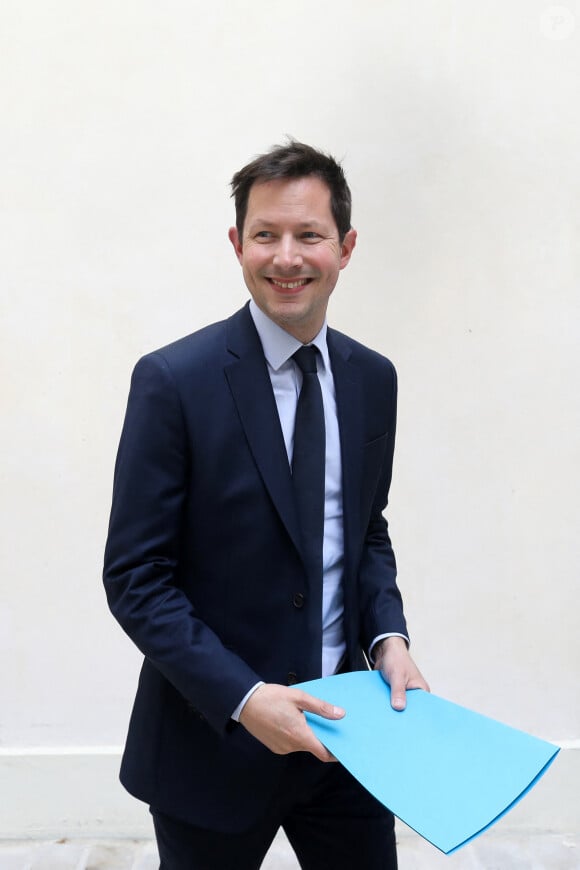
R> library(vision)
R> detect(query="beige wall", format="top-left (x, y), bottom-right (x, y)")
top-left (1, 0), bottom-right (578, 840)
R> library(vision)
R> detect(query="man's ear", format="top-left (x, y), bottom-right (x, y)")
top-left (339, 228), bottom-right (357, 270)
top-left (228, 227), bottom-right (243, 265)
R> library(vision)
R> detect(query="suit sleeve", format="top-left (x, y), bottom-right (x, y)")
top-left (103, 353), bottom-right (261, 734)
top-left (356, 361), bottom-right (409, 650)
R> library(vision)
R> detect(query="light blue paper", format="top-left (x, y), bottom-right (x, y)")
top-left (297, 671), bottom-right (559, 854)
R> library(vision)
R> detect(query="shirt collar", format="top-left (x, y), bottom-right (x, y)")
top-left (249, 299), bottom-right (330, 373)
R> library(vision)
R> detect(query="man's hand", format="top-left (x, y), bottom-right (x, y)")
top-left (239, 683), bottom-right (345, 762)
top-left (373, 636), bottom-right (430, 711)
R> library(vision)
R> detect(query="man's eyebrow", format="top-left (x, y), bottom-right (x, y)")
top-left (246, 219), bottom-right (276, 228)
top-left (247, 218), bottom-right (326, 230)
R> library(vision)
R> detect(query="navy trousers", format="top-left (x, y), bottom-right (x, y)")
top-left (151, 754), bottom-right (397, 870)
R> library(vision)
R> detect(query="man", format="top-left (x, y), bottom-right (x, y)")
top-left (103, 140), bottom-right (428, 869)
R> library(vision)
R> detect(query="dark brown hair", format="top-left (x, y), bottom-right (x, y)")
top-left (230, 140), bottom-right (352, 242)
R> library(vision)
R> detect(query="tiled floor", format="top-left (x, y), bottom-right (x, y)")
top-left (0, 831), bottom-right (578, 870)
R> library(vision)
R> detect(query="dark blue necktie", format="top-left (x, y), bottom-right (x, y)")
top-left (291, 346), bottom-right (325, 586)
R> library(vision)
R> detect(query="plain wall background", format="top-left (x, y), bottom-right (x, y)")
top-left (1, 0), bottom-right (578, 839)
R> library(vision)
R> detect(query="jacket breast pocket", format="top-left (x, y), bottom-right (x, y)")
top-left (364, 432), bottom-right (388, 451)
top-left (361, 432), bottom-right (389, 495)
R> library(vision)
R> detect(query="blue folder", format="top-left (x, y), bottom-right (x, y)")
top-left (297, 671), bottom-right (559, 854)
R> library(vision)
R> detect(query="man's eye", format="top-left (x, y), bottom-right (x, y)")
top-left (301, 232), bottom-right (319, 240)
top-left (255, 231), bottom-right (272, 239)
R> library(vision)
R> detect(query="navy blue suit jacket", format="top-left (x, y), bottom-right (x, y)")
top-left (103, 303), bottom-right (407, 831)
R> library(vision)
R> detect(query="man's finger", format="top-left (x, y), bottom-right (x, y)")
top-left (407, 675), bottom-right (431, 693)
top-left (300, 730), bottom-right (339, 763)
top-left (303, 733), bottom-right (338, 763)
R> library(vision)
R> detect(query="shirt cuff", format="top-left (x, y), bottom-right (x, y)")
top-left (230, 681), bottom-right (265, 722)
top-left (368, 632), bottom-right (409, 665)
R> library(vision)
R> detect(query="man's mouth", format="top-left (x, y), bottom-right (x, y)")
top-left (268, 278), bottom-right (312, 290)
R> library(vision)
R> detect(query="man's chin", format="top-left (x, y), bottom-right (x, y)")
top-left (264, 304), bottom-right (325, 343)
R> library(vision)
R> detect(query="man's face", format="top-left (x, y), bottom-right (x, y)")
top-left (228, 176), bottom-right (356, 343)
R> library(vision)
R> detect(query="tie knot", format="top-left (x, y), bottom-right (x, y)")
top-left (292, 345), bottom-right (319, 374)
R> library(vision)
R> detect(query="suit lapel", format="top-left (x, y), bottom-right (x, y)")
top-left (224, 310), bottom-right (369, 570)
top-left (224, 306), bottom-right (303, 557)
top-left (328, 329), bottom-right (365, 564)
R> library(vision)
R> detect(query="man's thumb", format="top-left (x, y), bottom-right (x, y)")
top-left (389, 679), bottom-right (407, 711)
top-left (299, 693), bottom-right (345, 720)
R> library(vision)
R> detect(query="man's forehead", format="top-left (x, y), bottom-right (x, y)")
top-left (245, 176), bottom-right (333, 220)
top-left (247, 175), bottom-right (331, 202)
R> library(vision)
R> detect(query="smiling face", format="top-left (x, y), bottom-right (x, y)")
top-left (228, 176), bottom-right (357, 343)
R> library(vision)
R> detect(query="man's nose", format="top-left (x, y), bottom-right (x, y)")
top-left (273, 235), bottom-right (302, 270)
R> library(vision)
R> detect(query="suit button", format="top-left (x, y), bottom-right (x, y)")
top-left (292, 592), bottom-right (305, 608)
top-left (287, 671), bottom-right (298, 685)
top-left (187, 704), bottom-right (206, 722)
